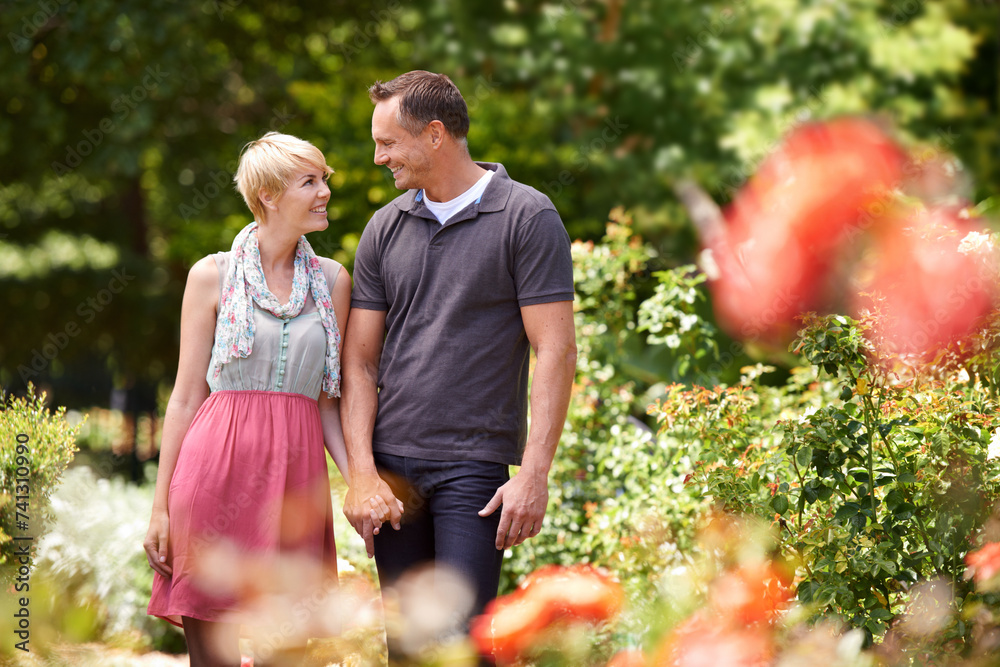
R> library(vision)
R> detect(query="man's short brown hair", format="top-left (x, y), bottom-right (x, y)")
top-left (369, 70), bottom-right (470, 142)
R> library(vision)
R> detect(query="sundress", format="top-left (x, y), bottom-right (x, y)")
top-left (148, 251), bottom-right (341, 631)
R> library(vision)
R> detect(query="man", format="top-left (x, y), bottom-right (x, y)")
top-left (340, 70), bottom-right (576, 646)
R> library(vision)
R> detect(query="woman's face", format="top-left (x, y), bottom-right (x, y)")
top-left (271, 164), bottom-right (331, 235)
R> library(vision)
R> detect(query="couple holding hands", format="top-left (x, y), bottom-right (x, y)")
top-left (142, 70), bottom-right (576, 666)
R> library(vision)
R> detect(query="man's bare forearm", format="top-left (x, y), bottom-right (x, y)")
top-left (521, 341), bottom-right (577, 476)
top-left (341, 359), bottom-right (381, 480)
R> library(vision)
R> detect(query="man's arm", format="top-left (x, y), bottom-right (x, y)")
top-left (479, 299), bottom-right (577, 549)
top-left (340, 307), bottom-right (403, 558)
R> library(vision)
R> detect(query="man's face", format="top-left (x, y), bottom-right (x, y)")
top-left (372, 96), bottom-right (433, 191)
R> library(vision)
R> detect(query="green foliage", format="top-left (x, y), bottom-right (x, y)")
top-left (420, 0), bottom-right (998, 239)
top-left (650, 312), bottom-right (1000, 647)
top-left (504, 211), bottom-right (709, 601)
top-left (0, 385), bottom-right (80, 576)
top-left (637, 266), bottom-right (718, 379)
top-left (510, 215), bottom-right (1000, 655)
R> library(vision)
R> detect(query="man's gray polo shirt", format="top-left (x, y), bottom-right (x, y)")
top-left (351, 162), bottom-right (575, 465)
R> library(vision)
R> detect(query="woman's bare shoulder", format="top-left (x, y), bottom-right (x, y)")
top-left (186, 254), bottom-right (222, 296)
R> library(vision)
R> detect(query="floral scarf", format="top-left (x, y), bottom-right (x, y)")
top-left (212, 222), bottom-right (341, 397)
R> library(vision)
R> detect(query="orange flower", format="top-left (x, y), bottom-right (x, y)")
top-left (518, 564), bottom-right (626, 623)
top-left (469, 589), bottom-right (551, 664)
top-left (709, 561), bottom-right (793, 625)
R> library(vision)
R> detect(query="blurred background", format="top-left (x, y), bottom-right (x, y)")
top-left (2, 0), bottom-right (996, 414)
top-left (1, 0), bottom-right (999, 663)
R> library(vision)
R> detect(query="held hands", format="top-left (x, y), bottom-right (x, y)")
top-left (479, 469), bottom-right (549, 550)
top-left (143, 508), bottom-right (172, 577)
top-left (343, 473), bottom-right (404, 558)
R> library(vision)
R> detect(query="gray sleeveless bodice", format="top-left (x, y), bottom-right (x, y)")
top-left (206, 251), bottom-right (342, 399)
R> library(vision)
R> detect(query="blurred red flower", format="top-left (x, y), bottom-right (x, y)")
top-left (706, 117), bottom-right (906, 342)
top-left (518, 563), bottom-right (626, 623)
top-left (469, 588), bottom-right (552, 664)
top-left (654, 611), bottom-right (773, 667)
top-left (854, 207), bottom-right (994, 357)
top-left (708, 561), bottom-right (793, 625)
top-left (470, 564), bottom-right (625, 664)
top-left (965, 542), bottom-right (1000, 585)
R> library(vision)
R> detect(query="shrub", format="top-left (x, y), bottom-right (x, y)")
top-left (513, 214), bottom-right (1000, 655)
top-left (649, 311), bottom-right (1000, 649)
top-left (504, 211), bottom-right (692, 592)
top-left (0, 384), bottom-right (80, 578)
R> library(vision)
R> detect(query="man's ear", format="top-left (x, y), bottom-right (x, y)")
top-left (426, 120), bottom-right (446, 149)
top-left (258, 187), bottom-right (278, 212)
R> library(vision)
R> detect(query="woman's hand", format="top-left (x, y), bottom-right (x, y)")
top-left (344, 473), bottom-right (404, 558)
top-left (143, 508), bottom-right (172, 577)
top-left (368, 494), bottom-right (406, 535)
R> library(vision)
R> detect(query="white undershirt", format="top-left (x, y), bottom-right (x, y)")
top-left (421, 170), bottom-right (495, 225)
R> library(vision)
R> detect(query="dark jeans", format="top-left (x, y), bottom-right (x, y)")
top-left (372, 453), bottom-right (508, 648)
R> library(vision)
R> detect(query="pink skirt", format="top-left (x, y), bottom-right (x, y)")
top-left (148, 390), bottom-right (337, 628)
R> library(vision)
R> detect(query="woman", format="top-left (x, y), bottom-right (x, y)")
top-left (144, 132), bottom-right (377, 666)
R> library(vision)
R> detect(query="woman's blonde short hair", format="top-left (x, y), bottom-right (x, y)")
top-left (234, 132), bottom-right (334, 221)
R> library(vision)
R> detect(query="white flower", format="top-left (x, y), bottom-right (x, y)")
top-left (664, 334), bottom-right (682, 349)
top-left (797, 405), bottom-right (818, 424)
top-left (678, 313), bottom-right (700, 333)
top-left (989, 428), bottom-right (1000, 461)
top-left (958, 231), bottom-right (993, 256)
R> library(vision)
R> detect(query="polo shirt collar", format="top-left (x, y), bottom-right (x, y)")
top-left (390, 162), bottom-right (513, 222)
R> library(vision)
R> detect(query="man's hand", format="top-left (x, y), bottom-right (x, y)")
top-left (143, 508), bottom-right (172, 577)
top-left (343, 472), bottom-right (404, 558)
top-left (479, 469), bottom-right (549, 550)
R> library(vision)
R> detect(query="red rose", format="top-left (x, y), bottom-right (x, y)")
top-left (855, 207), bottom-right (994, 357)
top-left (966, 542), bottom-right (1000, 585)
top-left (706, 118), bottom-right (906, 342)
